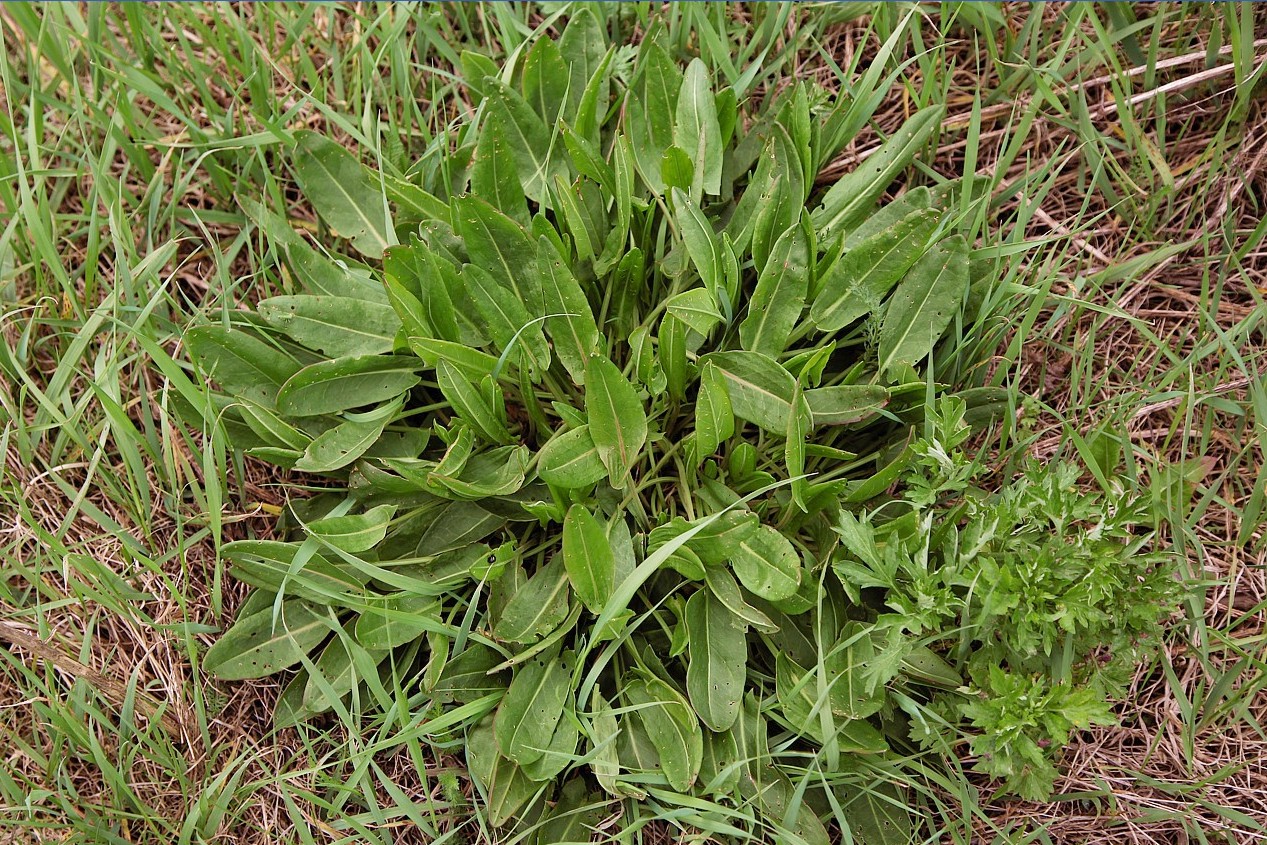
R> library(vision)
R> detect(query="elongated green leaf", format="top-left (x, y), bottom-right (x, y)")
top-left (588, 690), bottom-right (629, 798)
top-left (538, 238), bottom-right (600, 384)
top-left (625, 673), bottom-right (702, 793)
top-left (520, 705), bottom-right (579, 783)
top-left (537, 425), bottom-right (608, 489)
top-left (293, 131), bottom-right (393, 258)
top-left (223, 541), bottom-right (366, 602)
top-left (454, 195), bottom-right (543, 317)
top-left (674, 59), bottom-right (722, 196)
top-left (685, 590), bottom-right (746, 731)
top-left (204, 600), bottom-right (331, 680)
top-left (673, 188), bottom-right (722, 305)
top-left (468, 718), bottom-right (540, 826)
top-left (694, 361), bottom-right (734, 464)
top-left (802, 384), bottom-right (887, 427)
top-left (458, 263), bottom-right (551, 377)
top-left (732, 524), bottom-right (801, 601)
top-left (494, 557), bottom-right (572, 644)
top-left (277, 355), bottom-right (420, 417)
top-left (878, 235), bottom-right (969, 376)
top-left (739, 216), bottom-right (809, 356)
top-left (523, 34), bottom-right (568, 125)
top-left (294, 407), bottom-right (395, 473)
top-left (495, 648), bottom-right (574, 765)
top-left (407, 337), bottom-right (500, 383)
top-left (585, 355), bottom-right (647, 485)
top-left (429, 446), bottom-right (528, 500)
top-left (813, 106), bottom-right (944, 237)
top-left (436, 360), bottom-right (513, 446)
top-left (481, 77), bottom-right (560, 204)
top-left (700, 351), bottom-right (795, 433)
top-left (472, 111), bottom-right (528, 225)
top-left (666, 288), bottom-right (722, 336)
top-left (702, 567), bottom-right (778, 633)
top-left (417, 501), bottom-right (505, 554)
top-left (307, 504), bottom-right (395, 553)
top-left (562, 504), bottom-right (615, 614)
top-left (185, 326), bottom-right (299, 408)
top-left (258, 295), bottom-right (399, 358)
top-left (559, 9), bottom-right (607, 123)
top-left (811, 208), bottom-right (940, 331)
top-left (303, 623), bottom-right (385, 710)
top-left (787, 385), bottom-right (811, 512)
top-left (354, 592), bottom-right (441, 650)
top-left (626, 43), bottom-right (681, 194)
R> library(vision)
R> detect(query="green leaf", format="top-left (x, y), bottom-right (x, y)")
top-left (436, 360), bottom-right (513, 446)
top-left (495, 647), bottom-right (574, 765)
top-left (657, 314), bottom-right (688, 400)
top-left (277, 355), bottom-right (420, 417)
top-left (481, 77), bottom-right (560, 204)
top-left (538, 238), bottom-right (600, 385)
top-left (204, 600), bottom-right (331, 680)
top-left (665, 288), bottom-right (723, 337)
top-left (585, 355), bottom-right (648, 486)
top-left (293, 403), bottom-right (398, 473)
top-left (674, 59), bottom-right (723, 196)
top-left (813, 106), bottom-right (944, 237)
top-left (702, 567), bottom-right (778, 633)
top-left (673, 188), bottom-right (723, 307)
top-left (624, 673), bottom-right (702, 793)
top-left (222, 541), bottom-right (366, 602)
top-left (458, 263), bottom-right (551, 378)
top-left (559, 9), bottom-right (608, 127)
top-left (434, 644), bottom-right (509, 704)
top-left (685, 589), bottom-right (747, 732)
top-left (522, 33), bottom-right (569, 126)
top-left (732, 524), bottom-right (801, 601)
top-left (453, 195), bottom-right (543, 317)
top-left (303, 623), bottom-right (385, 711)
top-left (257, 295), bottom-right (399, 358)
top-left (307, 504), bottom-right (396, 553)
top-left (185, 326), bottom-right (299, 409)
top-left (588, 690), bottom-right (629, 798)
top-left (384, 240), bottom-right (461, 343)
top-left (786, 384), bottom-right (811, 512)
top-left (494, 557), bottom-right (572, 644)
top-left (837, 780), bottom-right (914, 845)
top-left (354, 592), bottom-right (442, 651)
top-left (429, 446), bottom-right (528, 500)
top-left (739, 215), bottom-right (810, 356)
top-left (811, 208), bottom-right (940, 331)
top-left (468, 717), bottom-right (540, 827)
top-left (293, 131), bottom-right (393, 258)
top-left (417, 501), bottom-right (505, 554)
top-left (537, 425), bottom-right (608, 489)
top-left (472, 111), bottom-right (529, 226)
top-left (877, 235), bottom-right (970, 376)
top-left (694, 361), bottom-right (734, 464)
top-left (700, 351), bottom-right (796, 433)
top-left (804, 385), bottom-right (890, 426)
top-left (407, 337), bottom-right (500, 383)
top-left (626, 43), bottom-right (681, 194)
top-left (828, 623), bottom-right (885, 721)
top-left (520, 706), bottom-right (580, 783)
top-left (563, 504), bottom-right (616, 614)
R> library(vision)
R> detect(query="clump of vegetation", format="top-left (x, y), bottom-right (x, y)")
top-left (187, 11), bottom-right (1178, 840)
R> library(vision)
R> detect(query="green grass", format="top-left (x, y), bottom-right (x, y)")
top-left (1, 3), bottom-right (1264, 843)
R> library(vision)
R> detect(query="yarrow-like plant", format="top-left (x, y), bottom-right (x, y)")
top-left (188, 10), bottom-right (1176, 841)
